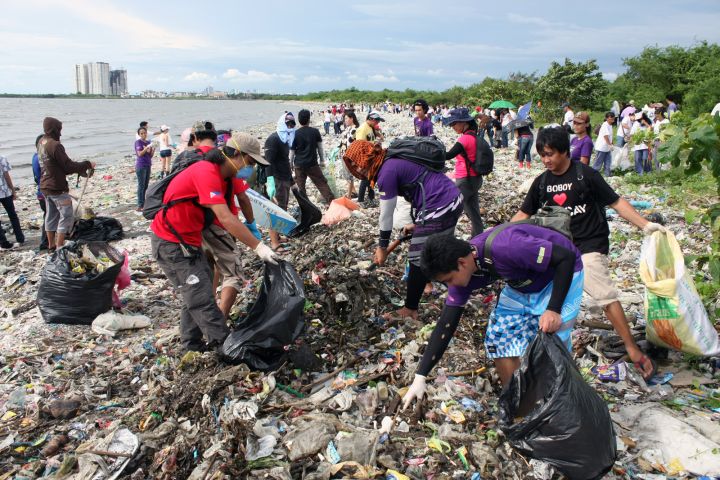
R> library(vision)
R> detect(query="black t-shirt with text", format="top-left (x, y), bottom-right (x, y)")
top-left (520, 162), bottom-right (620, 254)
top-left (291, 126), bottom-right (322, 168)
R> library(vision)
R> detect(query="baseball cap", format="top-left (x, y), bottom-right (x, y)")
top-left (160, 124), bottom-right (169, 131)
top-left (367, 111), bottom-right (385, 122)
top-left (574, 111), bottom-right (590, 124)
top-left (228, 132), bottom-right (269, 165)
top-left (561, 102), bottom-right (570, 108)
top-left (191, 120), bottom-right (216, 135)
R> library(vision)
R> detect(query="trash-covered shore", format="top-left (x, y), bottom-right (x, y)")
top-left (2, 112), bottom-right (719, 479)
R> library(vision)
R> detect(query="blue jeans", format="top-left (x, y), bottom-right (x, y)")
top-left (136, 166), bottom-right (151, 207)
top-left (501, 128), bottom-right (509, 147)
top-left (634, 149), bottom-right (649, 175)
top-left (517, 135), bottom-right (533, 162)
top-left (323, 122), bottom-right (330, 135)
top-left (593, 150), bottom-right (612, 177)
top-left (615, 136), bottom-right (626, 147)
top-left (486, 128), bottom-right (494, 145)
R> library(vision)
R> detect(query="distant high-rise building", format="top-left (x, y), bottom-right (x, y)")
top-left (88, 62), bottom-right (110, 95)
top-left (110, 69), bottom-right (128, 96)
top-left (74, 64), bottom-right (89, 94)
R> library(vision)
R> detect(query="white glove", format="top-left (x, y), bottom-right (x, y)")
top-left (643, 222), bottom-right (666, 235)
top-left (254, 242), bottom-right (279, 265)
top-left (379, 415), bottom-right (394, 434)
top-left (402, 374), bottom-right (427, 410)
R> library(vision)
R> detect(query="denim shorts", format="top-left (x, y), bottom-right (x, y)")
top-left (160, 149), bottom-right (172, 158)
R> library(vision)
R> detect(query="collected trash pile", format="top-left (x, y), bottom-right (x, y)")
top-left (1, 113), bottom-right (720, 479)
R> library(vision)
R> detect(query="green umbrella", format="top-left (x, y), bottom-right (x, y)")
top-left (489, 100), bottom-right (516, 109)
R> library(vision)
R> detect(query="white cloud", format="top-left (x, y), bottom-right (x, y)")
top-left (603, 72), bottom-right (618, 81)
top-left (54, 0), bottom-right (206, 50)
top-left (368, 74), bottom-right (399, 82)
top-left (184, 72), bottom-right (212, 82)
top-left (303, 75), bottom-right (341, 83)
top-left (222, 69), bottom-right (296, 83)
top-left (427, 69), bottom-right (443, 76)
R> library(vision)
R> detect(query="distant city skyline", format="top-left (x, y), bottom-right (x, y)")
top-left (74, 62), bottom-right (127, 96)
top-left (2, 0), bottom-right (719, 94)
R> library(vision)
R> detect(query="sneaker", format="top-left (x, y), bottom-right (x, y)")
top-left (0, 242), bottom-right (13, 250)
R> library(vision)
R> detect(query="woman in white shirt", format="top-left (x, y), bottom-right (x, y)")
top-left (631, 113), bottom-right (652, 175)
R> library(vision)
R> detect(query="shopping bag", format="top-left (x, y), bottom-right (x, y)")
top-left (499, 333), bottom-right (617, 480)
top-left (639, 231), bottom-right (720, 356)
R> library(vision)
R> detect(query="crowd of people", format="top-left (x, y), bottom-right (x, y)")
top-left (0, 94), bottom-right (697, 411)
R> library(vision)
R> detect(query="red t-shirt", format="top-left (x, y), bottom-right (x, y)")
top-left (213, 178), bottom-right (250, 229)
top-left (150, 160), bottom-right (229, 247)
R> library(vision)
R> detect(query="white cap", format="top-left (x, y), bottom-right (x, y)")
top-left (160, 124), bottom-right (169, 131)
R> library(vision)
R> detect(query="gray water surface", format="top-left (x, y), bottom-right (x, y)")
top-left (0, 98), bottom-right (306, 184)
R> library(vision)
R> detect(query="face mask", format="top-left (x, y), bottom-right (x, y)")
top-left (235, 165), bottom-right (254, 179)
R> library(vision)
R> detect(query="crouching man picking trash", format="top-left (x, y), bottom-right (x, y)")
top-left (402, 226), bottom-right (584, 408)
top-left (150, 137), bottom-right (280, 354)
top-left (343, 139), bottom-right (463, 324)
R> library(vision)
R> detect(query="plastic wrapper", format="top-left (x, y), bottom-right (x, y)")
top-left (499, 333), bottom-right (617, 480)
top-left (220, 260), bottom-right (306, 370)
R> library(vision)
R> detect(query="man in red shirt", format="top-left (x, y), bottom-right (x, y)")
top-left (150, 121), bottom-right (278, 353)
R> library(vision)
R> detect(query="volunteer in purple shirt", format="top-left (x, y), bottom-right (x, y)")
top-left (402, 226), bottom-right (584, 407)
top-left (134, 127), bottom-right (154, 211)
top-left (343, 139), bottom-right (462, 324)
top-left (569, 111), bottom-right (594, 164)
top-left (413, 99), bottom-right (434, 137)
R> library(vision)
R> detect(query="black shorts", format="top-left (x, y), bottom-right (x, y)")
top-left (160, 149), bottom-right (172, 158)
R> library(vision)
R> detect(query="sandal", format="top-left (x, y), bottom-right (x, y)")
top-left (633, 354), bottom-right (657, 381)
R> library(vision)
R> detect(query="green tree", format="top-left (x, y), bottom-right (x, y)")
top-left (535, 58), bottom-right (607, 120)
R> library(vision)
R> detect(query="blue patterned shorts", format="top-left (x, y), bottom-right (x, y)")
top-left (485, 271), bottom-right (584, 359)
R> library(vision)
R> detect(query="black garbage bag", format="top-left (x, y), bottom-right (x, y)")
top-left (288, 186), bottom-right (321, 237)
top-left (71, 216), bottom-right (124, 242)
top-left (498, 333), bottom-right (617, 480)
top-left (220, 260), bottom-right (306, 370)
top-left (37, 241), bottom-right (124, 325)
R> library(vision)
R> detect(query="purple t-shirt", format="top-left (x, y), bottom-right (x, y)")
top-left (414, 117), bottom-right (433, 137)
top-left (446, 223), bottom-right (583, 307)
top-left (570, 135), bottom-right (593, 162)
top-left (377, 158), bottom-right (459, 213)
top-left (135, 139), bottom-right (152, 169)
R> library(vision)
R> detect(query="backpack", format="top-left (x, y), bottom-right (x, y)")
top-left (143, 148), bottom-right (230, 252)
top-left (479, 209), bottom-right (572, 284)
top-left (385, 136), bottom-right (446, 172)
top-left (461, 130), bottom-right (494, 176)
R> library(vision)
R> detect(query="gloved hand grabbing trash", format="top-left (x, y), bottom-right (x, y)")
top-left (402, 374), bottom-right (427, 410)
top-left (254, 242), bottom-right (280, 265)
top-left (244, 220), bottom-right (262, 240)
top-left (643, 222), bottom-right (666, 235)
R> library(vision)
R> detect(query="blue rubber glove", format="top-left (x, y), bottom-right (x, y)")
top-left (267, 176), bottom-right (276, 199)
top-left (244, 220), bottom-right (262, 240)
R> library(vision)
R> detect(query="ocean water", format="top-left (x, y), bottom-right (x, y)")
top-left (0, 98), bottom-right (306, 184)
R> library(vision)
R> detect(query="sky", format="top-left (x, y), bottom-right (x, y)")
top-left (2, 0), bottom-right (719, 95)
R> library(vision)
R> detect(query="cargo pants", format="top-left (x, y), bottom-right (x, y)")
top-left (151, 235), bottom-right (230, 351)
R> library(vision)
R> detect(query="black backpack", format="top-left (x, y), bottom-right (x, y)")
top-left (385, 136), bottom-right (446, 172)
top-left (143, 148), bottom-right (231, 252)
top-left (461, 130), bottom-right (494, 176)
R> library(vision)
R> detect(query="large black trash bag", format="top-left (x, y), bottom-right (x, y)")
top-left (71, 216), bottom-right (124, 242)
top-left (288, 186), bottom-right (321, 237)
top-left (37, 241), bottom-right (124, 325)
top-left (220, 260), bottom-right (306, 370)
top-left (498, 333), bottom-right (617, 480)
